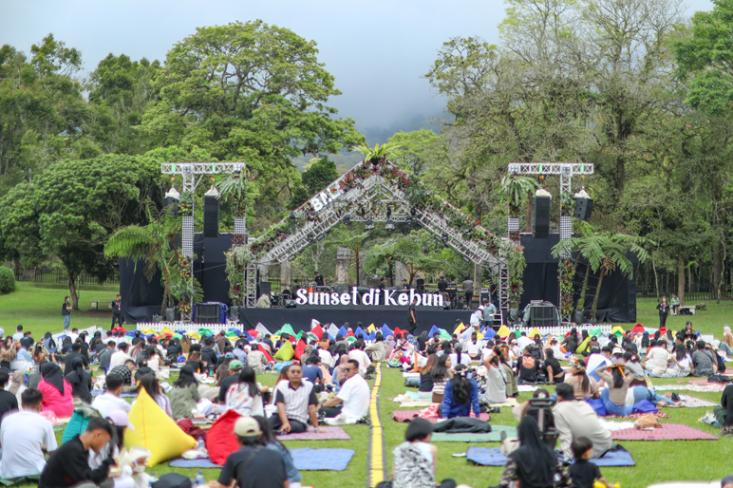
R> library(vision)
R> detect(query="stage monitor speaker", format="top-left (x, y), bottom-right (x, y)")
top-left (575, 197), bottom-right (593, 221)
top-left (257, 281), bottom-right (271, 298)
top-left (195, 302), bottom-right (225, 323)
top-left (416, 278), bottom-right (425, 292)
top-left (533, 193), bottom-right (551, 238)
top-left (203, 195), bottom-right (219, 237)
top-left (479, 289), bottom-right (491, 304)
top-left (528, 304), bottom-right (559, 327)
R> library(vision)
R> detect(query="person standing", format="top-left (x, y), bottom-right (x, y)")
top-left (462, 276), bottom-right (474, 309)
top-left (408, 297), bottom-right (418, 335)
top-left (62, 296), bottom-right (72, 331)
top-left (314, 272), bottom-right (324, 287)
top-left (657, 296), bottom-right (669, 327)
top-left (110, 294), bottom-right (123, 328)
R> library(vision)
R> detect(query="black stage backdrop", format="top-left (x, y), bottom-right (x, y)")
top-left (519, 233), bottom-right (636, 322)
top-left (120, 232), bottom-right (635, 324)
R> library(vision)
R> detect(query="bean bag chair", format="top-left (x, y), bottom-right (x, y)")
top-left (274, 341), bottom-right (295, 361)
top-left (294, 340), bottom-right (306, 361)
top-left (205, 409), bottom-right (241, 465)
top-left (453, 322), bottom-right (466, 335)
top-left (496, 325), bottom-right (510, 339)
top-left (124, 388), bottom-right (196, 467)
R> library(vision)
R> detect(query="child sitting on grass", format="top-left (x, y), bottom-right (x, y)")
top-left (569, 436), bottom-right (609, 488)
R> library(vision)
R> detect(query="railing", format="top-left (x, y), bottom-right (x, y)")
top-left (17, 269), bottom-right (119, 287)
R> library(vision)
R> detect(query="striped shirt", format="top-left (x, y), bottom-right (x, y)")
top-left (274, 381), bottom-right (318, 424)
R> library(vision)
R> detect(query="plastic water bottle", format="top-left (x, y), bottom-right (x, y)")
top-left (194, 470), bottom-right (205, 486)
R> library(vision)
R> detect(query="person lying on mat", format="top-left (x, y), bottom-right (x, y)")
top-left (440, 364), bottom-right (480, 419)
top-left (320, 359), bottom-right (369, 424)
top-left (497, 415), bottom-right (570, 488)
top-left (269, 363), bottom-right (319, 434)
top-left (553, 383), bottom-right (612, 460)
top-left (210, 416), bottom-right (288, 488)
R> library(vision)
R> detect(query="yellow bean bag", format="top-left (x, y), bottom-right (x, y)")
top-left (453, 322), bottom-right (466, 335)
top-left (496, 325), bottom-right (510, 339)
top-left (124, 388), bottom-right (197, 467)
top-left (274, 340), bottom-right (295, 361)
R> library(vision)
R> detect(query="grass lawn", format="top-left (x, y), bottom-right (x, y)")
top-left (2, 284), bottom-right (732, 486)
top-left (0, 282), bottom-right (119, 336)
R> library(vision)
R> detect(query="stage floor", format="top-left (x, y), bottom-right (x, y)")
top-left (238, 306), bottom-right (472, 333)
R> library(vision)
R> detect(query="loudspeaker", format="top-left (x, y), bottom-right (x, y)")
top-left (533, 193), bottom-right (551, 238)
top-left (575, 196), bottom-right (592, 221)
top-left (257, 281), bottom-right (271, 298)
top-left (203, 195), bottom-right (219, 237)
top-left (416, 278), bottom-right (425, 292)
top-left (195, 302), bottom-right (225, 323)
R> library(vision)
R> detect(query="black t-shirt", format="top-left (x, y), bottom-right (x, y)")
top-left (0, 390), bottom-right (18, 421)
top-left (408, 304), bottom-right (417, 324)
top-left (722, 384), bottom-right (733, 426)
top-left (218, 446), bottom-right (287, 488)
top-left (40, 436), bottom-right (111, 488)
top-left (61, 303), bottom-right (71, 316)
top-left (218, 374), bottom-right (239, 402)
top-left (545, 358), bottom-right (563, 378)
top-left (569, 459), bottom-right (601, 488)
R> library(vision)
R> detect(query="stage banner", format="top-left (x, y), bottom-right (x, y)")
top-left (294, 287), bottom-right (444, 308)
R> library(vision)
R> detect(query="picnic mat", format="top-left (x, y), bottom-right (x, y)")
top-left (654, 383), bottom-right (726, 393)
top-left (277, 426), bottom-right (350, 441)
top-left (671, 395), bottom-right (718, 408)
top-left (431, 425), bottom-right (517, 442)
top-left (393, 410), bottom-right (490, 423)
top-left (647, 483), bottom-right (721, 488)
top-left (610, 424), bottom-right (717, 441)
top-left (466, 447), bottom-right (635, 467)
top-left (393, 391), bottom-right (433, 407)
top-left (169, 448), bottom-right (355, 471)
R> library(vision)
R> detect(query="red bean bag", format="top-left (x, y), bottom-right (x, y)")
top-left (205, 410), bottom-right (242, 465)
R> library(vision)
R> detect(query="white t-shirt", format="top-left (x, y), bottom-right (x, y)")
top-left (449, 352), bottom-right (471, 367)
top-left (517, 336), bottom-right (534, 353)
top-left (646, 347), bottom-right (670, 372)
top-left (465, 341), bottom-right (481, 358)
top-left (0, 410), bottom-right (57, 478)
top-left (108, 350), bottom-right (133, 370)
top-left (318, 348), bottom-right (335, 368)
top-left (586, 354), bottom-right (612, 378)
top-left (336, 374), bottom-right (370, 421)
top-left (348, 349), bottom-right (372, 375)
top-left (92, 392), bottom-right (131, 418)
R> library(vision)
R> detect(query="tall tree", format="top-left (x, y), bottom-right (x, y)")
top-left (140, 21), bottom-right (362, 223)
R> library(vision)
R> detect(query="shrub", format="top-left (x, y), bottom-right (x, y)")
top-left (0, 266), bottom-right (15, 294)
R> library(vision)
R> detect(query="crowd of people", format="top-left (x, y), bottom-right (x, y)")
top-left (0, 311), bottom-right (729, 487)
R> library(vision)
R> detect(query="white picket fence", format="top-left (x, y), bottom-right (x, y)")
top-left (135, 321), bottom-right (241, 334)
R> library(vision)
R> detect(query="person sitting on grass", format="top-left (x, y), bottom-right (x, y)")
top-left (92, 372), bottom-right (131, 419)
top-left (37, 362), bottom-right (73, 418)
top-left (211, 415), bottom-right (288, 488)
top-left (169, 365), bottom-right (200, 420)
top-left (138, 373), bottom-right (172, 417)
top-left (0, 369), bottom-right (18, 422)
top-left (269, 362), bottom-right (319, 434)
top-left (569, 436), bottom-right (610, 488)
top-left (0, 388), bottom-right (57, 480)
top-left (253, 415), bottom-right (302, 488)
top-left (498, 415), bottom-right (570, 488)
top-left (217, 359), bottom-right (243, 403)
top-left (440, 364), bottom-right (480, 419)
top-left (553, 383), bottom-right (612, 460)
top-left (597, 364), bottom-right (636, 417)
top-left (65, 356), bottom-right (92, 404)
top-left (392, 418), bottom-right (459, 488)
top-left (544, 348), bottom-right (565, 383)
top-left (692, 340), bottom-right (717, 377)
top-left (321, 359), bottom-right (369, 424)
top-left (226, 366), bottom-right (264, 417)
top-left (39, 417), bottom-right (115, 488)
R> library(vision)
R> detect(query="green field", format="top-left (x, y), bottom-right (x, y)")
top-left (1, 283), bottom-right (731, 486)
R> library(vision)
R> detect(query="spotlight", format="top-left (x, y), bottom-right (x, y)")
top-left (365, 219), bottom-right (374, 230)
top-left (344, 214), bottom-right (352, 225)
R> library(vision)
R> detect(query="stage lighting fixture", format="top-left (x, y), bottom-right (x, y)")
top-left (344, 214), bottom-right (352, 225)
top-left (386, 205), bottom-right (393, 219)
top-left (442, 233), bottom-right (449, 244)
top-left (365, 219), bottom-right (374, 230)
top-left (385, 221), bottom-right (395, 230)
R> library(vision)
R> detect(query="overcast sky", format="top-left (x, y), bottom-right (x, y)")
top-left (0, 0), bottom-right (713, 132)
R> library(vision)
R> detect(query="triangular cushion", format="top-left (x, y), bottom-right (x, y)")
top-left (205, 409), bottom-right (241, 465)
top-left (124, 388), bottom-right (197, 466)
